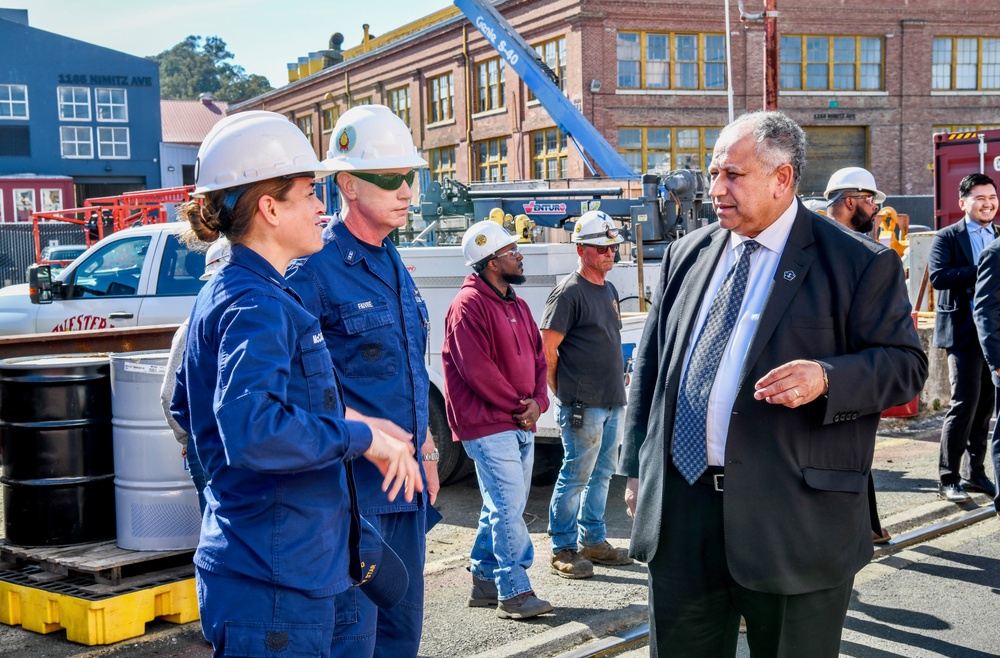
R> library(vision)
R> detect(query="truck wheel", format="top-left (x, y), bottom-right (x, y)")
top-left (531, 442), bottom-right (564, 487)
top-left (428, 390), bottom-right (473, 485)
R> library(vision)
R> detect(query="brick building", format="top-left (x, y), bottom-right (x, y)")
top-left (232, 0), bottom-right (1000, 198)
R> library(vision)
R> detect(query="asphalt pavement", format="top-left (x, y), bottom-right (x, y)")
top-left (0, 411), bottom-right (997, 657)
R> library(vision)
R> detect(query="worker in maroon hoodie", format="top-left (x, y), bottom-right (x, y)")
top-left (442, 220), bottom-right (552, 621)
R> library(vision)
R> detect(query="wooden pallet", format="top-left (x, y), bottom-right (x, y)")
top-left (0, 539), bottom-right (194, 588)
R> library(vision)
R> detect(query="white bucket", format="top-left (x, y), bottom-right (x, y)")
top-left (110, 350), bottom-right (200, 551)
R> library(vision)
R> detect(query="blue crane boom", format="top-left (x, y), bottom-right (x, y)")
top-left (452, 0), bottom-right (638, 180)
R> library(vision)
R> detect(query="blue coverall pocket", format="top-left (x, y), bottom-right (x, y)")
top-left (223, 620), bottom-right (327, 656)
top-left (299, 337), bottom-right (339, 414)
top-left (339, 300), bottom-right (398, 377)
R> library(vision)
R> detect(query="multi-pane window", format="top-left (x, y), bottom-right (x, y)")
top-left (95, 88), bottom-right (127, 121)
top-left (353, 96), bottom-right (373, 107)
top-left (0, 84), bottom-right (28, 119)
top-left (58, 86), bottom-right (90, 121)
top-left (528, 37), bottom-right (566, 100)
top-left (428, 146), bottom-right (457, 183)
top-left (780, 36), bottom-right (883, 90)
top-left (97, 126), bottom-right (129, 159)
top-left (532, 128), bottom-right (568, 179)
top-left (387, 86), bottom-right (411, 126)
top-left (617, 32), bottom-right (726, 90)
top-left (477, 137), bottom-right (508, 182)
top-left (618, 127), bottom-right (720, 174)
top-left (476, 58), bottom-right (506, 112)
top-left (60, 126), bottom-right (93, 158)
top-left (933, 37), bottom-right (1000, 90)
top-left (322, 107), bottom-right (340, 133)
top-left (296, 115), bottom-right (313, 143)
top-left (428, 72), bottom-right (454, 123)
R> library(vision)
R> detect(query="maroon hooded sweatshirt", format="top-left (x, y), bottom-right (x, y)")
top-left (442, 273), bottom-right (549, 441)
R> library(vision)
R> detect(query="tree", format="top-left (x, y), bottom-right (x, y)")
top-left (148, 36), bottom-right (272, 103)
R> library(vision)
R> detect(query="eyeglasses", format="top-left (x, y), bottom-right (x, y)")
top-left (588, 244), bottom-right (617, 254)
top-left (496, 245), bottom-right (521, 260)
top-left (351, 170), bottom-right (416, 191)
top-left (848, 194), bottom-right (878, 207)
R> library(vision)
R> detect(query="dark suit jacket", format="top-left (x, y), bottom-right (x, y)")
top-left (618, 201), bottom-right (927, 596)
top-left (974, 238), bottom-right (1000, 387)
top-left (930, 219), bottom-right (999, 349)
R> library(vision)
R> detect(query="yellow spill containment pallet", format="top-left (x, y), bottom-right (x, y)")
top-left (0, 565), bottom-right (199, 646)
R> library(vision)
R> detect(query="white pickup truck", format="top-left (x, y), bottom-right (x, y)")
top-left (0, 222), bottom-right (205, 335)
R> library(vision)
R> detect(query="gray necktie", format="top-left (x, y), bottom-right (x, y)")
top-left (672, 239), bottom-right (761, 484)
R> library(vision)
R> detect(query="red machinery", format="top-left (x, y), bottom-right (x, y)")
top-left (30, 186), bottom-right (195, 266)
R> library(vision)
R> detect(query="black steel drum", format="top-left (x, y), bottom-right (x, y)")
top-left (0, 354), bottom-right (116, 546)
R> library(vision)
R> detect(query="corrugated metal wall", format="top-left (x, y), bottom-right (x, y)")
top-left (0, 223), bottom-right (87, 287)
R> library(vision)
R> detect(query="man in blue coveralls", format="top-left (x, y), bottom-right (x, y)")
top-left (287, 104), bottom-right (438, 658)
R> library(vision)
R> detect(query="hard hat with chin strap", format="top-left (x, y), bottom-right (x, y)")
top-left (193, 111), bottom-right (332, 197)
top-left (824, 167), bottom-right (887, 205)
top-left (325, 105), bottom-right (428, 172)
top-left (572, 210), bottom-right (625, 245)
top-left (462, 220), bottom-right (518, 268)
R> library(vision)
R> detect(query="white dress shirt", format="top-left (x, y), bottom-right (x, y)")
top-left (679, 198), bottom-right (799, 466)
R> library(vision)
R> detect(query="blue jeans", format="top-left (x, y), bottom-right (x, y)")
top-left (462, 430), bottom-right (535, 600)
top-left (548, 403), bottom-right (623, 553)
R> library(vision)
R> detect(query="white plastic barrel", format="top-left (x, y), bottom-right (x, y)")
top-left (110, 350), bottom-right (200, 551)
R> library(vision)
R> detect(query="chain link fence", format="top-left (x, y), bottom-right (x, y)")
top-left (0, 223), bottom-right (87, 287)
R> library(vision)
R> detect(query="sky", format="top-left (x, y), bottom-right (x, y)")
top-left (14, 0), bottom-right (454, 88)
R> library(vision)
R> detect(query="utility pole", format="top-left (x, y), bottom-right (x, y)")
top-left (740, 0), bottom-right (780, 110)
top-left (763, 0), bottom-right (779, 110)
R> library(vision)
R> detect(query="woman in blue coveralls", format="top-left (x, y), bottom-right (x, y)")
top-left (169, 111), bottom-right (423, 658)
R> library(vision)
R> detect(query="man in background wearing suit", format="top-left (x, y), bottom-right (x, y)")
top-left (619, 111), bottom-right (927, 657)
top-left (970, 175), bottom-right (1000, 519)
top-left (929, 173), bottom-right (999, 503)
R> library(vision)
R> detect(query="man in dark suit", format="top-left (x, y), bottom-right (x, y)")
top-left (929, 173), bottom-right (999, 503)
top-left (619, 111), bottom-right (927, 657)
top-left (970, 176), bottom-right (1000, 519)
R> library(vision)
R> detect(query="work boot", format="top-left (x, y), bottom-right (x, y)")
top-left (550, 548), bottom-right (594, 579)
top-left (467, 575), bottom-right (498, 608)
top-left (580, 540), bottom-right (634, 566)
top-left (496, 591), bottom-right (554, 620)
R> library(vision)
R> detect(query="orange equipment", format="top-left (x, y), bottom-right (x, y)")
top-left (30, 186), bottom-right (195, 266)
top-left (876, 206), bottom-right (908, 258)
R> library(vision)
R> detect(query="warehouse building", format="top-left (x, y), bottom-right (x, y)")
top-left (232, 0), bottom-right (1000, 200)
top-left (0, 8), bottom-right (161, 219)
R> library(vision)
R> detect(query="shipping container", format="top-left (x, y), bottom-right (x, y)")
top-left (933, 130), bottom-right (1000, 230)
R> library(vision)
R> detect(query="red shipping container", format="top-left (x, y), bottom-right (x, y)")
top-left (933, 130), bottom-right (1000, 230)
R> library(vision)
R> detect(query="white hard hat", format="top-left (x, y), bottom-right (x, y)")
top-left (824, 167), bottom-right (887, 205)
top-left (325, 105), bottom-right (428, 172)
top-left (572, 210), bottom-right (625, 245)
top-left (802, 198), bottom-right (828, 215)
top-left (192, 111), bottom-right (332, 197)
top-left (462, 220), bottom-right (518, 268)
top-left (200, 237), bottom-right (231, 281)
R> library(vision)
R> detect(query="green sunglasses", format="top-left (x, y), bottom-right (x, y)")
top-left (351, 170), bottom-right (416, 191)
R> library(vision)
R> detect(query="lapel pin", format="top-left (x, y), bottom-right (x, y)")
top-left (783, 271), bottom-right (795, 281)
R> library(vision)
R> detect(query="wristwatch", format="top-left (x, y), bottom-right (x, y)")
top-left (421, 448), bottom-right (440, 462)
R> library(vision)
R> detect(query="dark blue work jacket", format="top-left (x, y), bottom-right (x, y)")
top-left (171, 244), bottom-right (372, 597)
top-left (288, 218), bottom-right (430, 516)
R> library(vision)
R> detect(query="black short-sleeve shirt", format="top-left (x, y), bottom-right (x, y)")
top-left (540, 271), bottom-right (626, 407)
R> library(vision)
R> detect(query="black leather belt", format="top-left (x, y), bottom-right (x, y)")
top-left (696, 466), bottom-right (725, 492)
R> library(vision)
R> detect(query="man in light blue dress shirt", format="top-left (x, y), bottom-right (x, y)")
top-left (929, 173), bottom-right (999, 503)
